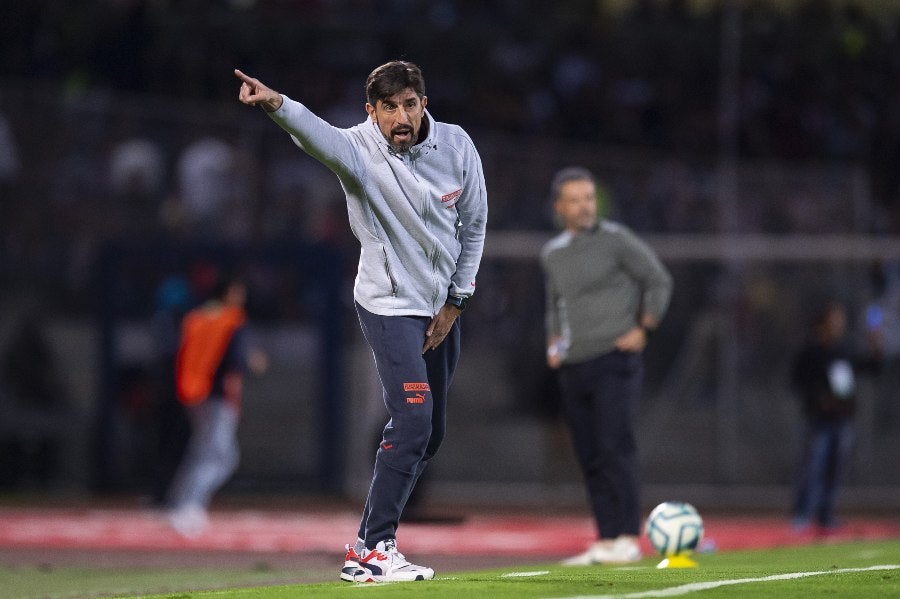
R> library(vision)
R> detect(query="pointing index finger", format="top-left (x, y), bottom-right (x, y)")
top-left (233, 69), bottom-right (254, 84)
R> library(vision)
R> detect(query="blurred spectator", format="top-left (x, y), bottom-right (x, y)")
top-left (148, 273), bottom-right (196, 506)
top-left (165, 274), bottom-right (267, 537)
top-left (0, 110), bottom-right (22, 277)
top-left (0, 111), bottom-right (20, 184)
top-left (0, 313), bottom-right (70, 489)
top-left (109, 137), bottom-right (166, 199)
top-left (174, 137), bottom-right (236, 232)
top-left (108, 136), bottom-right (168, 235)
top-left (789, 301), bottom-right (881, 533)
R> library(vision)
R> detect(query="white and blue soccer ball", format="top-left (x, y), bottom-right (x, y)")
top-left (645, 501), bottom-right (704, 557)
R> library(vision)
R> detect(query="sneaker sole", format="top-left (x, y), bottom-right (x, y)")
top-left (340, 562), bottom-right (365, 582)
top-left (352, 568), bottom-right (434, 582)
top-left (353, 573), bottom-right (431, 582)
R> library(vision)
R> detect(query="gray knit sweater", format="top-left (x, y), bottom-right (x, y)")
top-left (541, 221), bottom-right (673, 364)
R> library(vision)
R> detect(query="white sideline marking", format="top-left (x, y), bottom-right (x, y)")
top-left (547, 564), bottom-right (900, 599)
top-left (502, 570), bottom-right (551, 577)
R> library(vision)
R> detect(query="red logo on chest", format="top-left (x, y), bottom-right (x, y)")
top-left (441, 188), bottom-right (462, 208)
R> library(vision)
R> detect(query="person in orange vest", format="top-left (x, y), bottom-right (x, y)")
top-left (165, 275), bottom-right (267, 537)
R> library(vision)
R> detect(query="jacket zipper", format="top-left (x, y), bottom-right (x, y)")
top-left (382, 247), bottom-right (398, 297)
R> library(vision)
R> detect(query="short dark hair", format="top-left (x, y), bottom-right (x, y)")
top-left (549, 166), bottom-right (595, 201)
top-left (365, 61), bottom-right (426, 106)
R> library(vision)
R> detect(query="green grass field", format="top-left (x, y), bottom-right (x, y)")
top-left (2, 540), bottom-right (898, 599)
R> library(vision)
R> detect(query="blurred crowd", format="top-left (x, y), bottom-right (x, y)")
top-left (3, 0), bottom-right (900, 493)
top-left (5, 1), bottom-right (900, 178)
top-left (1, 1), bottom-right (899, 304)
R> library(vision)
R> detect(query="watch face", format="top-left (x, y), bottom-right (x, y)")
top-left (448, 295), bottom-right (467, 310)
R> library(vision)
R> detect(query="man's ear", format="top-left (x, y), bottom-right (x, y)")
top-left (365, 102), bottom-right (376, 120)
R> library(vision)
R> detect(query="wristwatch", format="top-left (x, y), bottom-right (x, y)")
top-left (445, 294), bottom-right (469, 311)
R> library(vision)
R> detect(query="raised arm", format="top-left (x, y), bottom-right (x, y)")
top-left (234, 68), bottom-right (360, 190)
top-left (234, 69), bottom-right (283, 113)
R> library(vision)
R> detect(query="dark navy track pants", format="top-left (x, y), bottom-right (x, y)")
top-left (354, 302), bottom-right (461, 548)
top-left (558, 350), bottom-right (643, 539)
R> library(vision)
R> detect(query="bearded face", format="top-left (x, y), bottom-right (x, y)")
top-left (366, 88), bottom-right (427, 153)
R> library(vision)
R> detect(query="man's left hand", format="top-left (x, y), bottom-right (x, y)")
top-left (614, 327), bottom-right (648, 353)
top-left (423, 304), bottom-right (460, 353)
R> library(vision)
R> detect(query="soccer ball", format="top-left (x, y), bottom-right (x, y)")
top-left (645, 501), bottom-right (704, 557)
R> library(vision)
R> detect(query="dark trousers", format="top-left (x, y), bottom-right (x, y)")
top-left (558, 350), bottom-right (643, 538)
top-left (792, 419), bottom-right (853, 527)
top-left (354, 302), bottom-right (460, 548)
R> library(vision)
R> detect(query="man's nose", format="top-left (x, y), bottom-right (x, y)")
top-left (396, 108), bottom-right (411, 124)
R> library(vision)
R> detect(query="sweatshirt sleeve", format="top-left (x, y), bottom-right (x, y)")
top-left (617, 226), bottom-right (673, 321)
top-left (266, 95), bottom-right (359, 181)
top-left (449, 132), bottom-right (488, 298)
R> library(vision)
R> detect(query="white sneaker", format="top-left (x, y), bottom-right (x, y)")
top-left (561, 535), bottom-right (641, 566)
top-left (340, 544), bottom-right (365, 581)
top-left (353, 539), bottom-right (434, 582)
top-left (167, 504), bottom-right (209, 538)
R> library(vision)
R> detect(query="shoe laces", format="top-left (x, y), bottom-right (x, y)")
top-left (370, 539), bottom-right (407, 564)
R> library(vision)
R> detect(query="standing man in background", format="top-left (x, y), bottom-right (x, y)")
top-left (541, 167), bottom-right (672, 565)
top-left (790, 301), bottom-right (880, 533)
top-left (235, 60), bottom-right (487, 582)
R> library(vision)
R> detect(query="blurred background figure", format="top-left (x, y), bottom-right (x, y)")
top-left (170, 136), bottom-right (262, 242)
top-left (165, 274), bottom-right (267, 537)
top-left (789, 301), bottom-right (881, 533)
top-left (0, 310), bottom-right (71, 490)
top-left (147, 273), bottom-right (196, 507)
top-left (0, 109), bottom-right (21, 238)
top-left (541, 167), bottom-right (672, 565)
top-left (107, 135), bottom-right (168, 237)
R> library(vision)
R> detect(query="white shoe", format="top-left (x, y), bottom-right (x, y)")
top-left (561, 535), bottom-right (641, 566)
top-left (167, 504), bottom-right (209, 538)
top-left (353, 539), bottom-right (434, 582)
top-left (340, 544), bottom-right (366, 581)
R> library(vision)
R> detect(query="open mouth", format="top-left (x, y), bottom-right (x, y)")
top-left (392, 127), bottom-right (412, 141)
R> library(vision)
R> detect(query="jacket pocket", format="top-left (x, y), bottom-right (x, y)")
top-left (382, 246), bottom-right (398, 297)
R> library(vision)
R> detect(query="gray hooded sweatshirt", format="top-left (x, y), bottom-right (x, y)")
top-left (268, 96), bottom-right (488, 318)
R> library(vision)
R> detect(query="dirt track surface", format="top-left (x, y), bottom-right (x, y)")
top-left (0, 498), bottom-right (897, 583)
